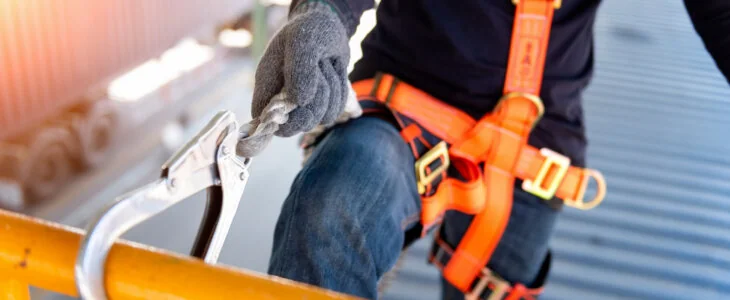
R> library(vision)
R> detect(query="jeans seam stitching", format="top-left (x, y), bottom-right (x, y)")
top-left (401, 212), bottom-right (420, 230)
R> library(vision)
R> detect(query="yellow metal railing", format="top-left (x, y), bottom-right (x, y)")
top-left (0, 209), bottom-right (357, 300)
top-left (1, 110), bottom-right (359, 299)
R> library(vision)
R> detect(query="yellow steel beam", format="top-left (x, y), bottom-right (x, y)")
top-left (0, 209), bottom-right (359, 299)
top-left (0, 278), bottom-right (30, 300)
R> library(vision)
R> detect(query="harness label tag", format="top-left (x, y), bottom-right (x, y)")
top-left (517, 38), bottom-right (539, 81)
top-left (506, 14), bottom-right (548, 94)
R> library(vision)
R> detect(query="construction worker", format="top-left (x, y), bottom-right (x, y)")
top-left (247, 0), bottom-right (730, 299)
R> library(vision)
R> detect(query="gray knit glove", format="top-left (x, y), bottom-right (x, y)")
top-left (251, 1), bottom-right (350, 138)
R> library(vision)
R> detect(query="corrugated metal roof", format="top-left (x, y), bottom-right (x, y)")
top-left (381, 0), bottom-right (730, 299)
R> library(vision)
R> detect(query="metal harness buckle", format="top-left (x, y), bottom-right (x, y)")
top-left (75, 110), bottom-right (251, 300)
top-left (465, 268), bottom-right (512, 300)
top-left (414, 141), bottom-right (450, 195)
top-left (522, 148), bottom-right (570, 200)
top-left (564, 169), bottom-right (607, 210)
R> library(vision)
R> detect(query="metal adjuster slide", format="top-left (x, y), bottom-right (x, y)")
top-left (415, 141), bottom-right (450, 195)
top-left (522, 148), bottom-right (569, 200)
top-left (465, 268), bottom-right (511, 300)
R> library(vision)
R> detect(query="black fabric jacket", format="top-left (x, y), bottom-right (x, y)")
top-left (291, 0), bottom-right (730, 166)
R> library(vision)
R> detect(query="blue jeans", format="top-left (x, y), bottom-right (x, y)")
top-left (268, 116), bottom-right (559, 299)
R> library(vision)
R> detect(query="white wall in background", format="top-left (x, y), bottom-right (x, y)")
top-left (348, 5), bottom-right (378, 71)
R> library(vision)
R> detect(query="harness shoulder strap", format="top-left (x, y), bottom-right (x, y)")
top-left (442, 0), bottom-right (560, 293)
top-left (504, 0), bottom-right (558, 96)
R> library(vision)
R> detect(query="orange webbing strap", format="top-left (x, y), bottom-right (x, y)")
top-left (419, 154), bottom-right (486, 229)
top-left (503, 0), bottom-right (557, 96)
top-left (357, 76), bottom-right (476, 142)
top-left (515, 147), bottom-right (607, 209)
top-left (442, 0), bottom-right (560, 292)
top-left (443, 96), bottom-right (543, 292)
top-left (352, 76), bottom-right (605, 210)
top-left (430, 235), bottom-right (548, 299)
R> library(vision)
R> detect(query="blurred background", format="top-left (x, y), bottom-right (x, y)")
top-left (1, 0), bottom-right (729, 299)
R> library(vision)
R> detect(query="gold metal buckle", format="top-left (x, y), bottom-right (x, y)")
top-left (511, 0), bottom-right (562, 9)
top-left (465, 268), bottom-right (511, 300)
top-left (495, 92), bottom-right (545, 130)
top-left (415, 141), bottom-right (450, 195)
top-left (564, 169), bottom-right (607, 210)
top-left (522, 148), bottom-right (570, 200)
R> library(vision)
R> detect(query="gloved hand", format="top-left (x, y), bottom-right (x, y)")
top-left (251, 1), bottom-right (351, 138)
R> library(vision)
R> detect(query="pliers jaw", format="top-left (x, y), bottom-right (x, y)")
top-left (75, 110), bottom-right (251, 300)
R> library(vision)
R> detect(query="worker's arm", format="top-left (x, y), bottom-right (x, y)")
top-left (684, 0), bottom-right (730, 84)
top-left (289, 0), bottom-right (376, 37)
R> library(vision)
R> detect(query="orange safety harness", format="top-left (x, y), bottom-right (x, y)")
top-left (349, 0), bottom-right (608, 299)
top-left (297, 0), bottom-right (606, 298)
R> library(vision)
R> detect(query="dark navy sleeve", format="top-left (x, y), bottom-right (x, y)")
top-left (684, 0), bottom-right (730, 84)
top-left (290, 0), bottom-right (376, 37)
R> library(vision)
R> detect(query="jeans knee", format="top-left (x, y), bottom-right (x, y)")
top-left (290, 116), bottom-right (418, 217)
top-left (280, 141), bottom-right (412, 238)
top-left (270, 116), bottom-right (420, 277)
